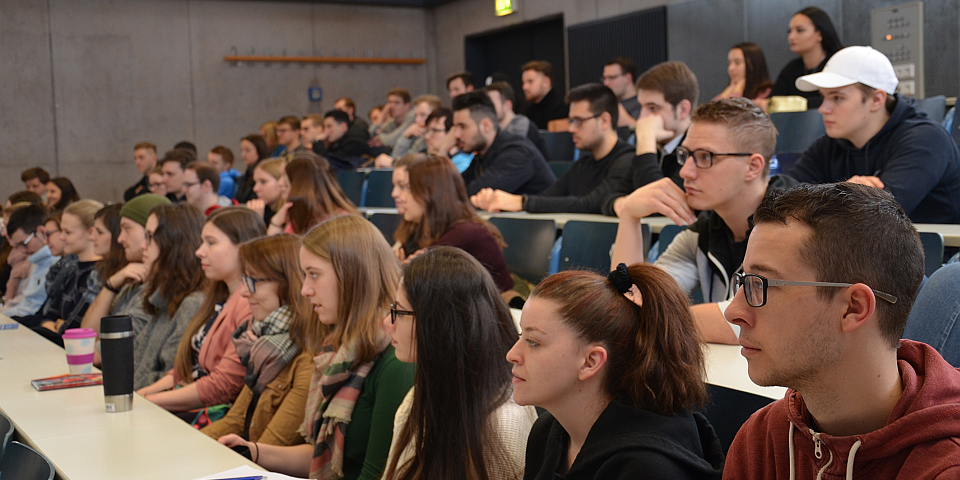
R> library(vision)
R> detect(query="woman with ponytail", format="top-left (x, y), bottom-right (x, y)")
top-left (508, 263), bottom-right (724, 479)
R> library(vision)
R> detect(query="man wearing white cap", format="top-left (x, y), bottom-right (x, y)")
top-left (787, 46), bottom-right (960, 224)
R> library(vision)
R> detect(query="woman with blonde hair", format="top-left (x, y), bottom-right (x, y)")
top-left (140, 207), bottom-right (266, 424)
top-left (204, 234), bottom-right (314, 446)
top-left (246, 157), bottom-right (288, 226)
top-left (15, 199), bottom-right (104, 344)
top-left (220, 215), bottom-right (414, 480)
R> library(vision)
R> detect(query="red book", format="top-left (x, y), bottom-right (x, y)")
top-left (31, 373), bottom-right (103, 391)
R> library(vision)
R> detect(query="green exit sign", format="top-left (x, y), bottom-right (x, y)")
top-left (495, 0), bottom-right (515, 16)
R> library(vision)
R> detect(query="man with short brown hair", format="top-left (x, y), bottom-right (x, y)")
top-left (519, 60), bottom-right (567, 129)
top-left (446, 71), bottom-right (476, 99)
top-left (371, 87), bottom-right (415, 148)
top-left (124, 142), bottom-right (158, 200)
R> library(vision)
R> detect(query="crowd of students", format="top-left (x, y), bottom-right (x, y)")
top-left (3, 4), bottom-right (960, 479)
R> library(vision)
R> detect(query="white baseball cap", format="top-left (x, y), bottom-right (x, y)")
top-left (796, 46), bottom-right (898, 94)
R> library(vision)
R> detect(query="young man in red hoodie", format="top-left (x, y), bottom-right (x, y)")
top-left (724, 182), bottom-right (960, 479)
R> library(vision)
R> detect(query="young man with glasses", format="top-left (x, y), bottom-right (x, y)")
top-left (611, 98), bottom-right (797, 344)
top-left (723, 182), bottom-right (960, 478)
top-left (453, 91), bottom-right (555, 196)
top-left (602, 57), bottom-right (640, 127)
top-left (470, 83), bottom-right (631, 214)
top-left (1, 205), bottom-right (59, 317)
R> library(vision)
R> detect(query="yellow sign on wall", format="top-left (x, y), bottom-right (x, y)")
top-left (495, 0), bottom-right (515, 16)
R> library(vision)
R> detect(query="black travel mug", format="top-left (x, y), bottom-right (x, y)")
top-left (100, 315), bottom-right (134, 412)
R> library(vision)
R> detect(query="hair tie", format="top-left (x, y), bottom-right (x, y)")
top-left (608, 263), bottom-right (632, 294)
top-left (608, 263), bottom-right (643, 308)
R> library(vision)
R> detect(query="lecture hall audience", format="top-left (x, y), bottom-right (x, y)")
top-left (7, 15), bottom-right (960, 480)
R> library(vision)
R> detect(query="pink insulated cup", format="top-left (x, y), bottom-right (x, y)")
top-left (62, 328), bottom-right (98, 374)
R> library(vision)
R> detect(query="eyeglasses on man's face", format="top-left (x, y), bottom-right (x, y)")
top-left (567, 113), bottom-right (601, 128)
top-left (18, 232), bottom-right (35, 249)
top-left (676, 146), bottom-right (753, 169)
top-left (389, 302), bottom-right (414, 324)
top-left (733, 272), bottom-right (898, 308)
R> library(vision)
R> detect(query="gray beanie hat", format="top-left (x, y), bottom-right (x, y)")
top-left (119, 194), bottom-right (171, 226)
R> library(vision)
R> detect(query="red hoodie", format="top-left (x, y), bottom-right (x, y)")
top-left (724, 340), bottom-right (960, 479)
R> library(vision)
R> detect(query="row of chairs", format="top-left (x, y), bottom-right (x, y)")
top-left (0, 411), bottom-right (55, 480)
top-left (368, 213), bottom-right (946, 285)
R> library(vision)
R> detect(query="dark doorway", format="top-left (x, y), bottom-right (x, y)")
top-left (465, 15), bottom-right (565, 113)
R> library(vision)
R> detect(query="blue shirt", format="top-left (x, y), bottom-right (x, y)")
top-left (1, 246), bottom-right (60, 318)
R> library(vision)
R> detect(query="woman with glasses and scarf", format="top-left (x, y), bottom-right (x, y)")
top-left (204, 234), bottom-right (314, 447)
top-left (139, 207), bottom-right (266, 427)
top-left (221, 215), bottom-right (415, 480)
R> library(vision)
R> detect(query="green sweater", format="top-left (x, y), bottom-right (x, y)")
top-left (342, 345), bottom-right (415, 480)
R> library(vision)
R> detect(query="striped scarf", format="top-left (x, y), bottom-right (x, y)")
top-left (300, 336), bottom-right (389, 479)
top-left (232, 305), bottom-right (299, 394)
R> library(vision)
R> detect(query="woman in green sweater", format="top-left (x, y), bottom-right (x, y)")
top-left (220, 214), bottom-right (414, 480)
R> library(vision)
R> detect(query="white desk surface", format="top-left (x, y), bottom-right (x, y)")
top-left (0, 315), bottom-right (261, 480)
top-left (510, 309), bottom-right (785, 401)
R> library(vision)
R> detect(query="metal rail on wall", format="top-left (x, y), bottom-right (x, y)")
top-left (223, 55), bottom-right (425, 65)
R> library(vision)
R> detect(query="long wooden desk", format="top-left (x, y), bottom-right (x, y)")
top-left (508, 309), bottom-right (785, 401)
top-left (359, 208), bottom-right (960, 247)
top-left (0, 315), bottom-right (261, 480)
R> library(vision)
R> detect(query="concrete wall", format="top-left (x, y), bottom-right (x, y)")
top-left (1, 0), bottom-right (428, 202)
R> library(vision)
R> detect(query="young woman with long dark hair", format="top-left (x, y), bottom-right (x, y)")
top-left (391, 154), bottom-right (514, 297)
top-left (714, 42), bottom-right (773, 108)
top-left (509, 263), bottom-right (724, 479)
top-left (204, 234), bottom-right (314, 446)
top-left (140, 207), bottom-right (266, 422)
top-left (220, 215), bottom-right (414, 480)
top-left (382, 247), bottom-right (536, 480)
top-left (770, 6), bottom-right (843, 109)
top-left (236, 134), bottom-right (272, 203)
top-left (45, 177), bottom-right (81, 214)
top-left (91, 204), bottom-right (127, 284)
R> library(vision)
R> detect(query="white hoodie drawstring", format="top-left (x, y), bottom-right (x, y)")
top-left (788, 422), bottom-right (796, 480)
top-left (846, 439), bottom-right (863, 480)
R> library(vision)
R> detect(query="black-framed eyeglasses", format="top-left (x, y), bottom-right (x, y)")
top-left (182, 181), bottom-right (200, 189)
top-left (676, 147), bottom-right (753, 169)
top-left (144, 229), bottom-right (158, 246)
top-left (389, 302), bottom-right (415, 324)
top-left (18, 232), bottom-right (35, 249)
top-left (241, 274), bottom-right (272, 294)
top-left (733, 272), bottom-right (898, 308)
top-left (567, 113), bottom-right (601, 128)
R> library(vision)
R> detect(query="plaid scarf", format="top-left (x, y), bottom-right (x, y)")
top-left (232, 305), bottom-right (299, 394)
top-left (300, 336), bottom-right (389, 479)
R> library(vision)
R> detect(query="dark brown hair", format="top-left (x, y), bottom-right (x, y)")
top-left (604, 57), bottom-right (637, 82)
top-left (732, 42), bottom-right (773, 100)
top-left (532, 264), bottom-right (708, 415)
top-left (20, 167), bottom-right (50, 184)
top-left (142, 204), bottom-right (207, 317)
top-left (393, 154), bottom-right (504, 250)
top-left (384, 247), bottom-right (515, 480)
top-left (285, 153), bottom-right (358, 234)
top-left (174, 206), bottom-right (266, 382)
top-left (636, 61), bottom-right (699, 110)
top-left (47, 177), bottom-right (80, 212)
top-left (753, 183), bottom-right (923, 347)
top-left (210, 145), bottom-right (235, 166)
top-left (187, 161), bottom-right (220, 192)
